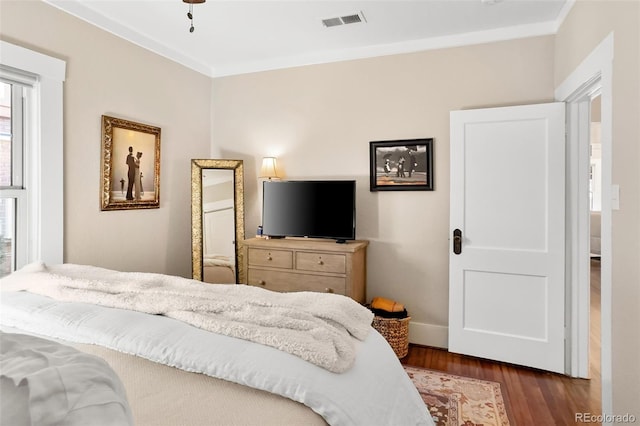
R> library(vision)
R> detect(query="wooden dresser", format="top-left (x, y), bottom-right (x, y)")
top-left (241, 237), bottom-right (368, 303)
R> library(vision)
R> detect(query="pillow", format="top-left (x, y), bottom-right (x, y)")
top-left (0, 331), bottom-right (133, 426)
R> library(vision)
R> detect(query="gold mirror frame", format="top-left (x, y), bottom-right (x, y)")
top-left (191, 159), bottom-right (245, 283)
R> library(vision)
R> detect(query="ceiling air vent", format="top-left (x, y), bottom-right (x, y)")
top-left (322, 11), bottom-right (366, 28)
top-left (341, 14), bottom-right (362, 24)
top-left (322, 17), bottom-right (343, 28)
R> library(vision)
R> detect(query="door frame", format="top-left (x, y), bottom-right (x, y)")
top-left (555, 33), bottom-right (613, 415)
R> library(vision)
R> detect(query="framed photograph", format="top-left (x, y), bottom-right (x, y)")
top-left (100, 115), bottom-right (161, 210)
top-left (369, 138), bottom-right (434, 191)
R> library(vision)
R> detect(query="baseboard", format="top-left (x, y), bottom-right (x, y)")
top-left (408, 321), bottom-right (448, 349)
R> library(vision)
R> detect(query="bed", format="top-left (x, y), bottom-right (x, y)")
top-left (0, 263), bottom-right (433, 426)
top-left (203, 254), bottom-right (236, 283)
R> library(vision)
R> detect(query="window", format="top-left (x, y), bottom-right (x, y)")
top-left (0, 82), bottom-right (13, 276)
top-left (0, 41), bottom-right (66, 274)
top-left (0, 79), bottom-right (29, 277)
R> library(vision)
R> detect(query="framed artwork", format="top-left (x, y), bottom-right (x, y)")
top-left (369, 138), bottom-right (434, 191)
top-left (100, 115), bottom-right (161, 210)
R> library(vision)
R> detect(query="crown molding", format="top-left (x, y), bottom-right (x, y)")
top-left (43, 0), bottom-right (214, 77)
top-left (212, 21), bottom-right (558, 77)
top-left (553, 0), bottom-right (576, 32)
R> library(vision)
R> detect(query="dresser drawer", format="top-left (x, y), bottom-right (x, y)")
top-left (296, 252), bottom-right (346, 274)
top-left (248, 248), bottom-right (293, 269)
top-left (248, 268), bottom-right (346, 295)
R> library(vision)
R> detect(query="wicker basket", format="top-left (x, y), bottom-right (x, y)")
top-left (372, 316), bottom-right (410, 358)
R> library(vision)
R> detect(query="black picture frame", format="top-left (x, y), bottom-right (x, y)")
top-left (369, 138), bottom-right (434, 191)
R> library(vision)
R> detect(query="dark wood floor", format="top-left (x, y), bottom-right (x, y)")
top-left (401, 259), bottom-right (602, 426)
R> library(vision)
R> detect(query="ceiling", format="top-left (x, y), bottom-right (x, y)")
top-left (43, 0), bottom-right (573, 77)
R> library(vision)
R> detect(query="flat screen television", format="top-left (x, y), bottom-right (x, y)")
top-left (262, 180), bottom-right (356, 242)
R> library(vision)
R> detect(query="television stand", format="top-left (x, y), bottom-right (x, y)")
top-left (241, 237), bottom-right (368, 303)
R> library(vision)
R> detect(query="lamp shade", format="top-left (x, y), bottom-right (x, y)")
top-left (259, 157), bottom-right (279, 179)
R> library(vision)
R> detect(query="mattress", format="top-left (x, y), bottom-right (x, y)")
top-left (65, 340), bottom-right (327, 426)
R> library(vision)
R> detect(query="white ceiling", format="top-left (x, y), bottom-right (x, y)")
top-left (44, 0), bottom-right (573, 77)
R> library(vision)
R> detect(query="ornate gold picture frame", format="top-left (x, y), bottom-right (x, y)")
top-left (100, 115), bottom-right (161, 211)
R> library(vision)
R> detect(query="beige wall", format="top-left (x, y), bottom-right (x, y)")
top-left (555, 0), bottom-right (640, 417)
top-left (212, 36), bottom-right (556, 344)
top-left (0, 1), bottom-right (212, 277)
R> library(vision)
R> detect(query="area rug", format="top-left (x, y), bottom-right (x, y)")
top-left (404, 366), bottom-right (511, 426)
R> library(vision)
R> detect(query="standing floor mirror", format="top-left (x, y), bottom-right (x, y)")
top-left (191, 159), bottom-right (245, 284)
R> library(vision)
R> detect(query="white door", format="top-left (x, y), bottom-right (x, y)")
top-left (204, 208), bottom-right (235, 257)
top-left (449, 103), bottom-right (566, 373)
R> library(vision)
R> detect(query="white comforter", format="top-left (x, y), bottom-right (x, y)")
top-left (1, 262), bottom-right (373, 373)
top-left (203, 254), bottom-right (234, 268)
top-left (0, 273), bottom-right (434, 426)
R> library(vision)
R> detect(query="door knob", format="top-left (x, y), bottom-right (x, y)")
top-left (453, 229), bottom-right (462, 255)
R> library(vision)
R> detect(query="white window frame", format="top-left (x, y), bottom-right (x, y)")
top-left (0, 41), bottom-right (65, 267)
top-left (1, 76), bottom-right (32, 271)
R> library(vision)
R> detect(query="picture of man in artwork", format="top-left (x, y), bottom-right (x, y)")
top-left (376, 144), bottom-right (427, 186)
top-left (110, 128), bottom-right (156, 202)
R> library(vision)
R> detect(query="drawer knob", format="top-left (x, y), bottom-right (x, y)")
top-left (258, 280), bottom-right (266, 286)
top-left (325, 288), bottom-right (334, 293)
top-left (318, 260), bottom-right (324, 265)
top-left (267, 255), bottom-right (272, 261)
